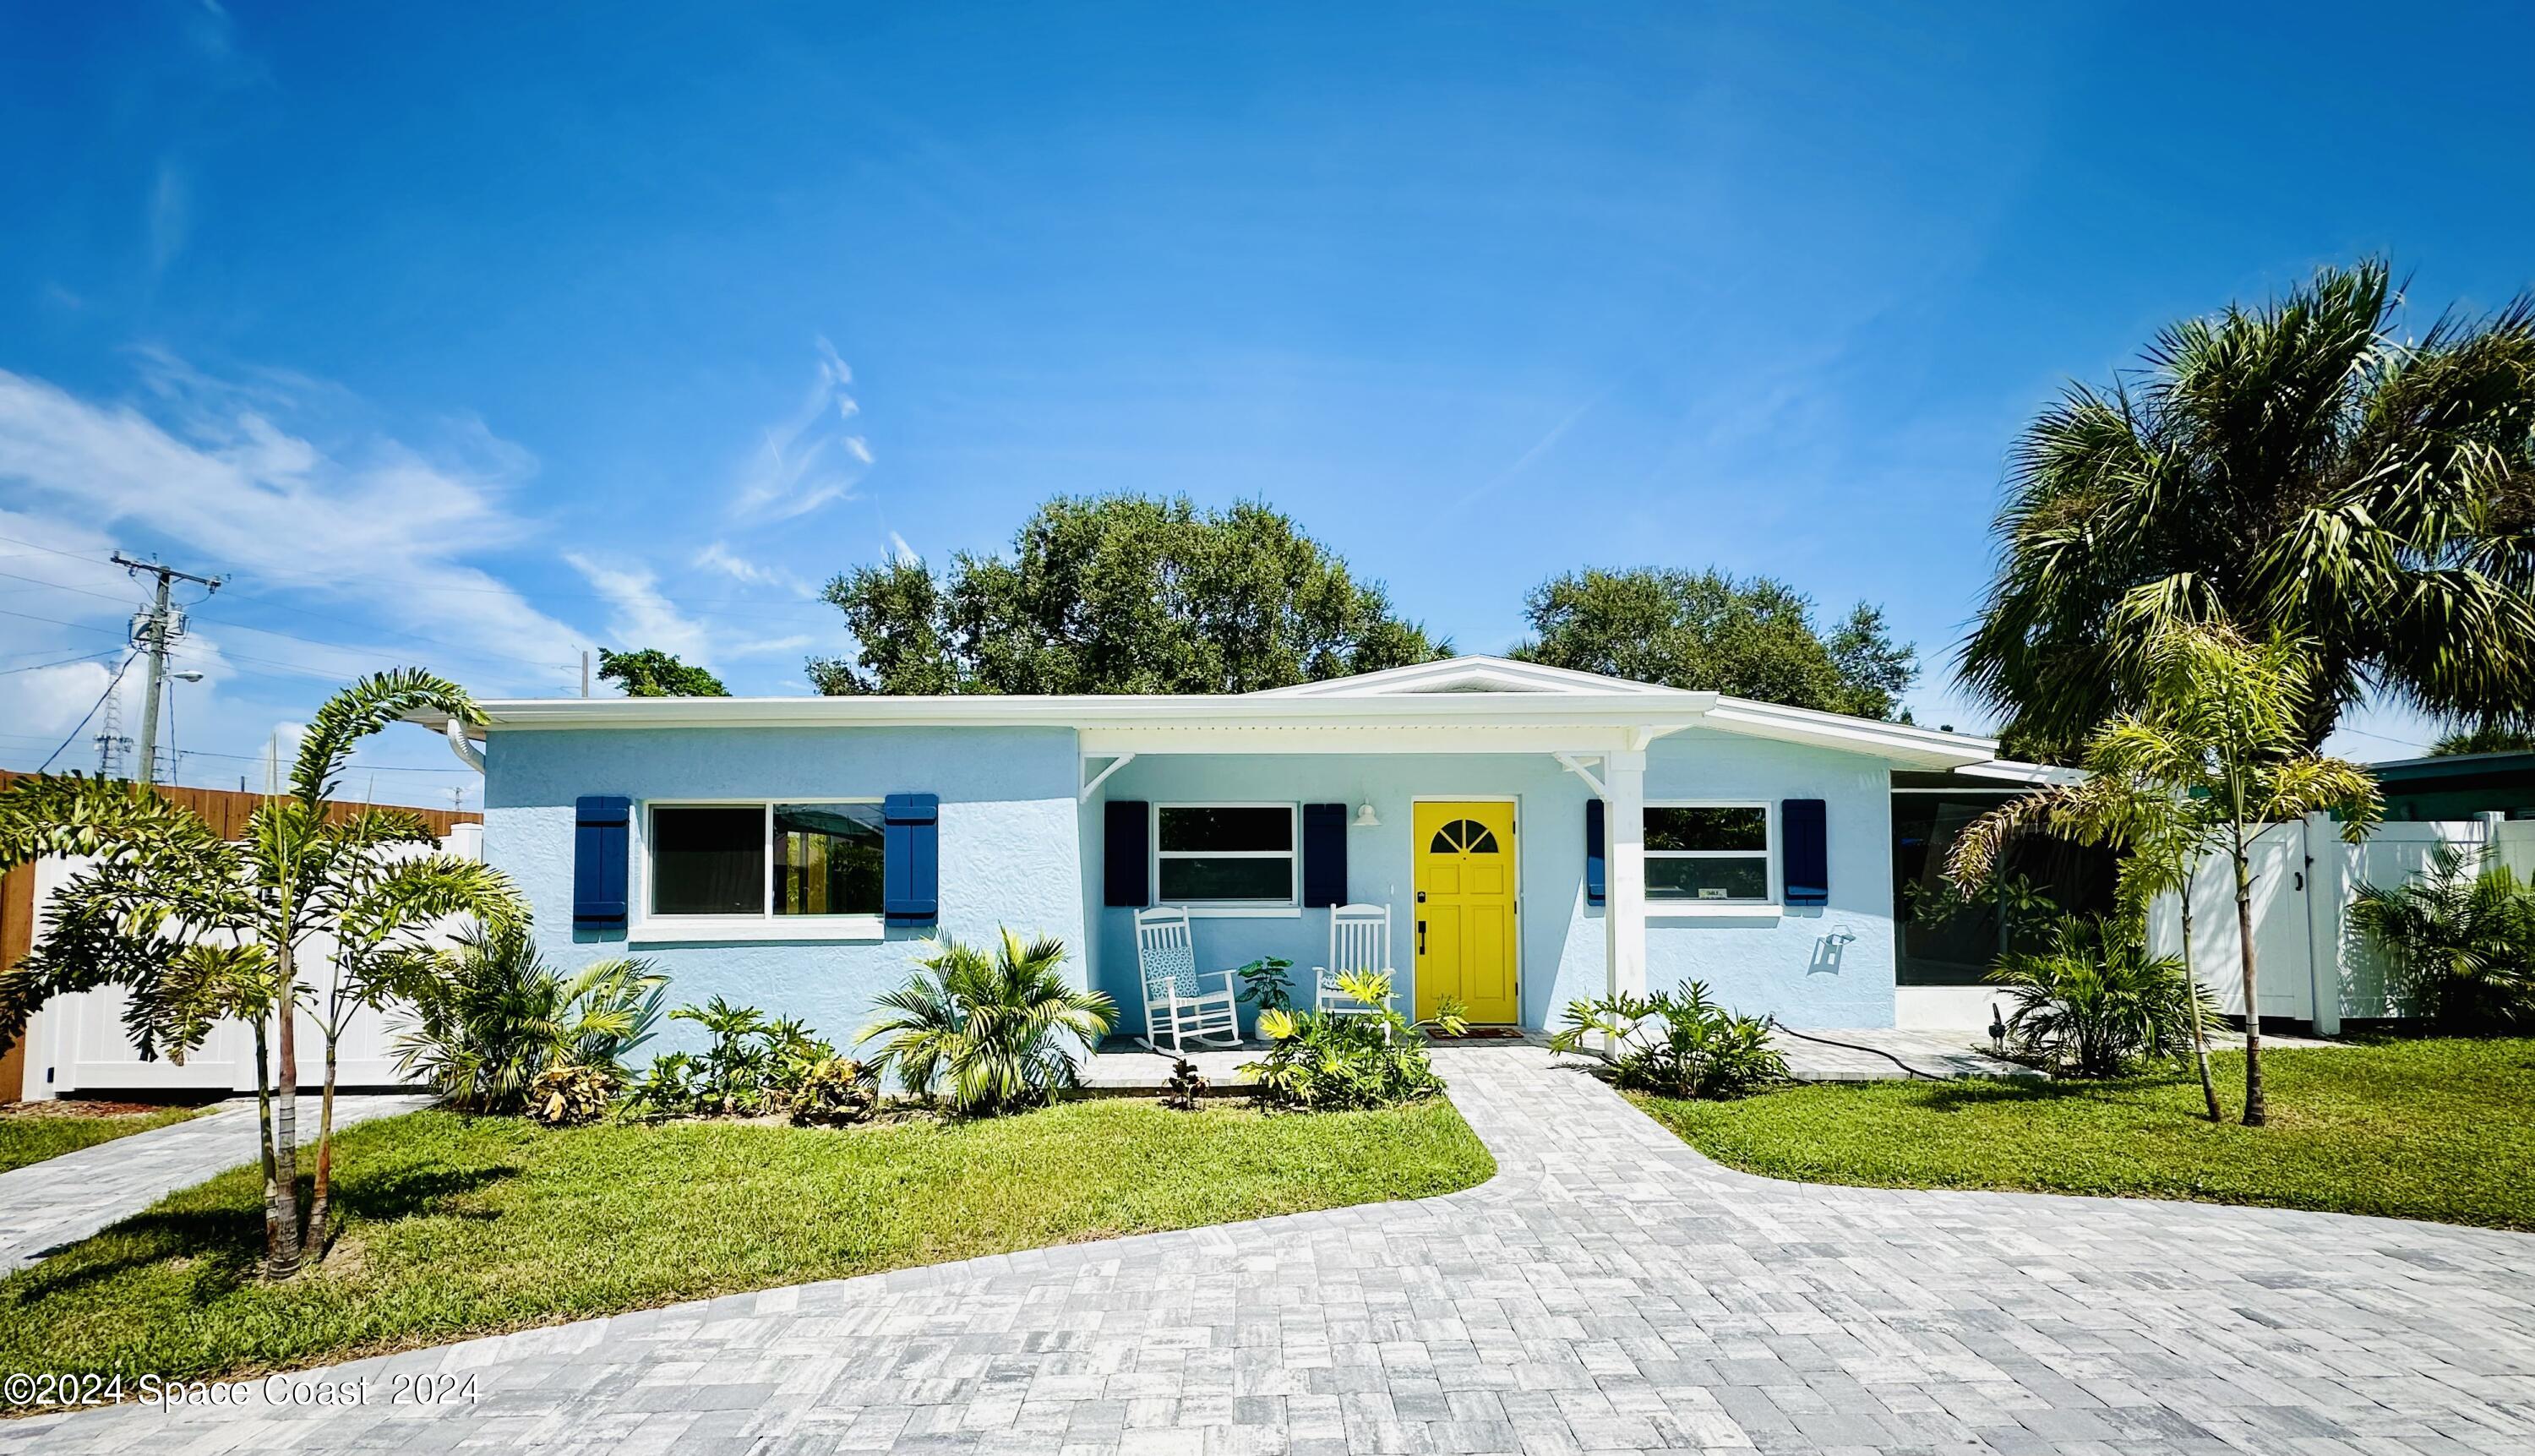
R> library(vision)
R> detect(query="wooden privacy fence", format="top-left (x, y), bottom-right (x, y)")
top-left (0, 772), bottom-right (482, 1102)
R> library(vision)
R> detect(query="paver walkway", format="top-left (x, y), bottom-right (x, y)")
top-left (9, 1047), bottom-right (2534, 1454)
top-left (0, 1094), bottom-right (433, 1273)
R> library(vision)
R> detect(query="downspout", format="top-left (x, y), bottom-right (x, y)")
top-left (444, 718), bottom-right (485, 772)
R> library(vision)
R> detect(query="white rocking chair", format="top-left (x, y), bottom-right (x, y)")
top-left (1134, 906), bottom-right (1243, 1055)
top-left (1314, 903), bottom-right (1399, 1038)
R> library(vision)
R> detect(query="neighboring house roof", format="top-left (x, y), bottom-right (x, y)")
top-left (424, 655), bottom-right (2005, 771)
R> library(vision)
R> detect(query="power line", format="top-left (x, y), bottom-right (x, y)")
top-left (0, 648), bottom-right (120, 678)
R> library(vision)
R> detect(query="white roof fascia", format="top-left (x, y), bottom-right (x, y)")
top-left (1247, 655), bottom-right (1688, 699)
top-left (1697, 696), bottom-right (1999, 769)
top-left (1951, 759), bottom-right (2087, 787)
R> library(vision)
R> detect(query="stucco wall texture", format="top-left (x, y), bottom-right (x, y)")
top-left (482, 726), bottom-right (1086, 1061)
top-left (481, 723), bottom-right (1900, 1048)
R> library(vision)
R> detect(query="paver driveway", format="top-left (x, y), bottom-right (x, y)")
top-left (9, 1044), bottom-right (2534, 1454)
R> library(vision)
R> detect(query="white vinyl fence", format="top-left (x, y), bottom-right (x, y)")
top-left (2148, 814), bottom-right (2532, 1033)
top-left (13, 823), bottom-right (478, 1101)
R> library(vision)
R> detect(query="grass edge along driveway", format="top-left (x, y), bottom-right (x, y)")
top-left (1639, 1036), bottom-right (2535, 1231)
top-left (0, 1095), bottom-right (1493, 1387)
top-left (0, 1104), bottom-right (212, 1176)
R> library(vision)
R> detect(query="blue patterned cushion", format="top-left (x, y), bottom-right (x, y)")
top-left (1143, 940), bottom-right (1201, 999)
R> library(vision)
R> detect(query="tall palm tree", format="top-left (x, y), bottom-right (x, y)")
top-left (1965, 260), bottom-right (2535, 756)
top-left (0, 669), bottom-right (521, 1276)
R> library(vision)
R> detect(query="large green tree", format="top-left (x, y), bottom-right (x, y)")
top-left (1510, 567), bottom-right (1918, 718)
top-left (810, 494), bottom-right (1447, 694)
top-left (1965, 261), bottom-right (2535, 757)
top-left (597, 647), bottom-right (728, 697)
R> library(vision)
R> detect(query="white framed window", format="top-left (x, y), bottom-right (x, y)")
top-left (638, 799), bottom-right (886, 941)
top-left (1644, 800), bottom-right (1776, 907)
top-left (1154, 802), bottom-right (1298, 912)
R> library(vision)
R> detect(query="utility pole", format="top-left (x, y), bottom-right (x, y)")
top-left (112, 553), bottom-right (223, 788)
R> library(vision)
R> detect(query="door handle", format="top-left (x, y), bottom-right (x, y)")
top-left (2292, 871), bottom-right (2304, 892)
top-left (1417, 920), bottom-right (1426, 953)
top-left (1416, 890), bottom-right (1427, 903)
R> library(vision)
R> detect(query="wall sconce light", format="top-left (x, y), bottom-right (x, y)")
top-left (1352, 803), bottom-right (1381, 828)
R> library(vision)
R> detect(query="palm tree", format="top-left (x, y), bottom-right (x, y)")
top-left (0, 669), bottom-right (522, 1276)
top-left (1949, 753), bottom-right (2227, 1121)
top-left (859, 930), bottom-right (1116, 1115)
top-left (388, 922), bottom-right (664, 1110)
top-left (1964, 260), bottom-right (2535, 757)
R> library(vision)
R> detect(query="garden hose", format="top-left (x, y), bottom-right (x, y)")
top-left (1765, 1017), bottom-right (1947, 1082)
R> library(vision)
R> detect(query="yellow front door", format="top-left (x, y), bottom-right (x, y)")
top-left (1413, 801), bottom-right (1519, 1025)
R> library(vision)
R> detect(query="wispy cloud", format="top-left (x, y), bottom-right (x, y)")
top-left (1453, 396), bottom-right (1600, 510)
top-left (562, 552), bottom-right (712, 663)
top-left (728, 337), bottom-right (872, 523)
top-left (0, 359), bottom-right (583, 684)
top-left (887, 530), bottom-right (920, 565)
top-left (693, 540), bottom-right (811, 596)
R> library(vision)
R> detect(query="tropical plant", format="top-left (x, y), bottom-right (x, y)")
top-left (392, 924), bottom-right (665, 1112)
top-left (1965, 259), bottom-right (2535, 758)
top-left (673, 997), bottom-right (778, 1114)
top-left (858, 930), bottom-right (1117, 1115)
top-left (1986, 916), bottom-right (2215, 1077)
top-left (1948, 753), bottom-right (2228, 1119)
top-left (1234, 956), bottom-right (1295, 1018)
top-left (1974, 624), bottom-right (2379, 1124)
top-left (1242, 971), bottom-right (1465, 1110)
top-left (1548, 983), bottom-right (1786, 1099)
top-left (622, 1052), bottom-right (705, 1120)
top-left (525, 1063), bottom-right (619, 1127)
top-left (2431, 723), bottom-right (2535, 756)
top-left (1513, 566), bottom-right (1918, 719)
top-left (0, 668), bottom-right (525, 1278)
top-left (789, 1055), bottom-right (880, 1126)
top-left (1159, 1057), bottom-right (1208, 1111)
top-left (2350, 845), bottom-right (2535, 1031)
top-left (810, 494), bottom-right (1446, 695)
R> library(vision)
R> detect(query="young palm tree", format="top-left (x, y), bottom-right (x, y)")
top-left (1949, 756), bottom-right (2227, 1121)
top-left (0, 668), bottom-right (521, 1276)
top-left (1954, 624), bottom-right (2380, 1123)
top-left (859, 929), bottom-right (1116, 1115)
top-left (1964, 260), bottom-right (2535, 756)
top-left (386, 922), bottom-right (664, 1110)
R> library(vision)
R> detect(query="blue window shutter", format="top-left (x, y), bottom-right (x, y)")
top-left (883, 793), bottom-right (940, 925)
top-left (573, 795), bottom-right (630, 927)
top-left (1104, 799), bottom-right (1150, 908)
top-left (1302, 803), bottom-right (1348, 908)
top-left (1584, 799), bottom-right (1606, 907)
top-left (1783, 798), bottom-right (1829, 905)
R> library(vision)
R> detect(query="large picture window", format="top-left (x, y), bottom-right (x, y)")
top-left (1644, 803), bottom-right (1773, 904)
top-left (647, 801), bottom-right (885, 921)
top-left (1156, 803), bottom-right (1296, 906)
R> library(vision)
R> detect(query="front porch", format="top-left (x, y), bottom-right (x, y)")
top-left (1079, 1026), bottom-right (2037, 1090)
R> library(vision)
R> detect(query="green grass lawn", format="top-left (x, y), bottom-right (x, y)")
top-left (1639, 1037), bottom-right (2535, 1230)
top-left (0, 1096), bottom-right (1491, 1383)
top-left (0, 1103), bottom-right (210, 1175)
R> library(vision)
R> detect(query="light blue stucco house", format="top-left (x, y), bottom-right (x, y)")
top-left (433, 657), bottom-right (2029, 1053)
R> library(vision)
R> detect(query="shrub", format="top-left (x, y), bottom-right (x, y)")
top-left (789, 1056), bottom-right (880, 1126)
top-left (1235, 957), bottom-right (1295, 1018)
top-left (1549, 983), bottom-right (1785, 1099)
top-left (393, 924), bottom-right (666, 1112)
top-left (858, 930), bottom-right (1117, 1115)
top-left (1242, 970), bottom-right (1464, 1110)
top-left (2351, 846), bottom-right (2535, 1032)
top-left (525, 1063), bottom-right (619, 1127)
top-left (621, 1051), bottom-right (705, 1121)
top-left (1160, 1057), bottom-right (1208, 1111)
top-left (671, 997), bottom-right (778, 1115)
top-left (623, 1005), bottom-right (862, 1121)
top-left (1987, 915), bottom-right (2211, 1077)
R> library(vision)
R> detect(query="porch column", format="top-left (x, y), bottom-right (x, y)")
top-left (1603, 749), bottom-right (1647, 1001)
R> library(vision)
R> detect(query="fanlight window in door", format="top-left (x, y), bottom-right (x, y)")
top-left (1428, 819), bottom-right (1501, 854)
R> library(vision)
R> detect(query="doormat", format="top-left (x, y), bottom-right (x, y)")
top-left (1428, 1027), bottom-right (1527, 1040)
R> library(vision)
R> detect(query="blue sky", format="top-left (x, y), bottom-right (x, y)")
top-left (4, 2), bottom-right (2532, 803)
